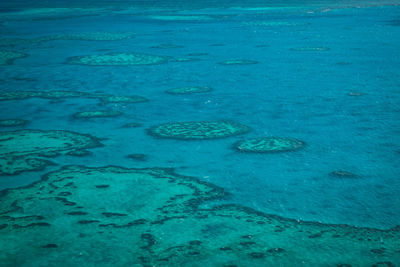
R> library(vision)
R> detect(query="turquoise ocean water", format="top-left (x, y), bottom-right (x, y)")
top-left (0, 1), bottom-right (399, 266)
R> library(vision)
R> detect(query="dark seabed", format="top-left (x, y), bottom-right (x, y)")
top-left (0, 0), bottom-right (399, 266)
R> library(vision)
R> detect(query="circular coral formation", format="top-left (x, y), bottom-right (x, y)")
top-left (148, 120), bottom-right (250, 140)
top-left (0, 130), bottom-right (102, 175)
top-left (0, 51), bottom-right (28, 65)
top-left (234, 137), bottom-right (305, 153)
top-left (0, 165), bottom-right (398, 266)
top-left (218, 59), bottom-right (259, 65)
top-left (66, 52), bottom-right (169, 66)
top-left (0, 119), bottom-right (28, 127)
top-left (72, 110), bottom-right (123, 119)
top-left (165, 86), bottom-right (213, 95)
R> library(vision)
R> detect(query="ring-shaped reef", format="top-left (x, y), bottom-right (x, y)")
top-left (0, 51), bottom-right (28, 65)
top-left (148, 120), bottom-right (250, 140)
top-left (165, 86), bottom-right (213, 95)
top-left (66, 52), bottom-right (169, 66)
top-left (0, 165), bottom-right (398, 266)
top-left (0, 130), bottom-right (102, 175)
top-left (72, 110), bottom-right (123, 119)
top-left (0, 119), bottom-right (29, 127)
top-left (0, 90), bottom-right (148, 105)
top-left (218, 59), bottom-right (259, 65)
top-left (234, 137), bottom-right (305, 153)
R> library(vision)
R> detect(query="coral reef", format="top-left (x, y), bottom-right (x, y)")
top-left (348, 92), bottom-right (366, 96)
top-left (290, 47), bottom-right (330, 51)
top-left (98, 95), bottom-right (148, 104)
top-left (148, 120), bottom-right (250, 140)
top-left (72, 110), bottom-right (123, 119)
top-left (0, 119), bottom-right (28, 127)
top-left (126, 153), bottom-right (147, 161)
top-left (165, 86), bottom-right (213, 95)
top-left (122, 122), bottom-right (142, 128)
top-left (218, 59), bottom-right (259, 65)
top-left (234, 137), bottom-right (305, 153)
top-left (0, 90), bottom-right (148, 105)
top-left (242, 21), bottom-right (297, 26)
top-left (66, 52), bottom-right (169, 66)
top-left (0, 165), bottom-right (398, 266)
top-left (0, 130), bottom-right (101, 175)
top-left (148, 15), bottom-right (213, 21)
top-left (0, 33), bottom-right (134, 48)
top-left (0, 51), bottom-right (28, 65)
top-left (150, 44), bottom-right (184, 49)
top-left (0, 90), bottom-right (89, 101)
top-left (329, 171), bottom-right (358, 178)
top-left (53, 32), bottom-right (135, 41)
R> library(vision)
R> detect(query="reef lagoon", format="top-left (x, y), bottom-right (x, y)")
top-left (0, 0), bottom-right (399, 266)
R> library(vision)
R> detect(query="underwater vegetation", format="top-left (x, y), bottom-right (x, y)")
top-left (148, 120), bottom-right (250, 140)
top-left (0, 119), bottom-right (29, 127)
top-left (234, 137), bottom-right (305, 153)
top-left (0, 51), bottom-right (28, 65)
top-left (165, 86), bottom-right (213, 95)
top-left (0, 130), bottom-right (102, 175)
top-left (66, 52), bottom-right (170, 66)
top-left (0, 165), bottom-right (398, 266)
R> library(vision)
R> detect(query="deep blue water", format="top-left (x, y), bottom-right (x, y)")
top-left (0, 1), bottom-right (399, 265)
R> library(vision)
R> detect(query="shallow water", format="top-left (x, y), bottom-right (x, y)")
top-left (0, 1), bottom-right (399, 266)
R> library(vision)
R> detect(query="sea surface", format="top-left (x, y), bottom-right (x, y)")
top-left (0, 1), bottom-right (399, 266)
